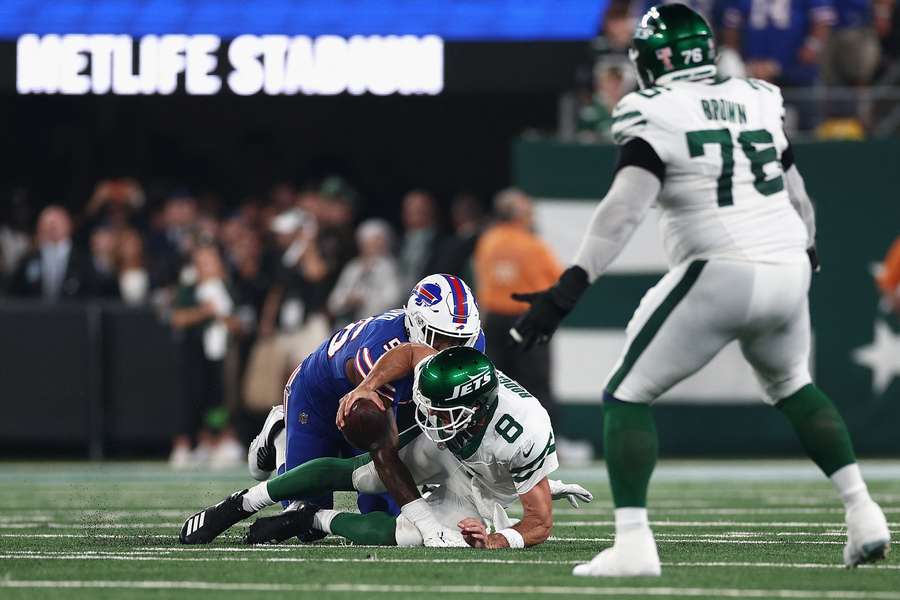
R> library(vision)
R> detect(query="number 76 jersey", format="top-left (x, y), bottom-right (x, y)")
top-left (612, 77), bottom-right (808, 267)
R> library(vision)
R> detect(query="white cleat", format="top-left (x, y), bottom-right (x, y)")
top-left (248, 405), bottom-right (285, 481)
top-left (844, 500), bottom-right (891, 567)
top-left (572, 526), bottom-right (662, 577)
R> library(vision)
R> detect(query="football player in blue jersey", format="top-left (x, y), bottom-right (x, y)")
top-left (181, 274), bottom-right (485, 547)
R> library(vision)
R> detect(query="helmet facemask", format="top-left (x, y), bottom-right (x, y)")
top-left (413, 388), bottom-right (478, 444)
top-left (406, 311), bottom-right (480, 349)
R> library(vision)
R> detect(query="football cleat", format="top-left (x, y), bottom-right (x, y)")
top-left (244, 502), bottom-right (319, 544)
top-left (248, 405), bottom-right (285, 481)
top-left (180, 490), bottom-right (256, 544)
top-left (572, 526), bottom-right (662, 577)
top-left (844, 500), bottom-right (891, 567)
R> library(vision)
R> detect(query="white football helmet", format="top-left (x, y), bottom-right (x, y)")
top-left (404, 274), bottom-right (481, 348)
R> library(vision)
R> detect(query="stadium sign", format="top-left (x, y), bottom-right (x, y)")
top-left (16, 33), bottom-right (443, 96)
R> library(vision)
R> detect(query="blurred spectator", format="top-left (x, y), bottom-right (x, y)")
top-left (473, 188), bottom-right (562, 422)
top-left (578, 2), bottom-right (637, 141)
top-left (90, 228), bottom-right (121, 298)
top-left (722, 0), bottom-right (836, 87)
top-left (82, 178), bottom-right (146, 238)
top-left (397, 189), bottom-right (446, 298)
top-left (116, 228), bottom-right (151, 305)
top-left (0, 190), bottom-right (32, 281)
top-left (813, 0), bottom-right (882, 136)
top-left (258, 208), bottom-right (331, 373)
top-left (824, 0), bottom-right (882, 88)
top-left (8, 205), bottom-right (95, 301)
top-left (328, 219), bottom-right (401, 325)
top-left (146, 192), bottom-right (199, 288)
top-left (433, 192), bottom-right (487, 282)
top-left (876, 0), bottom-right (898, 67)
top-left (169, 244), bottom-right (244, 469)
top-left (876, 236), bottom-right (900, 315)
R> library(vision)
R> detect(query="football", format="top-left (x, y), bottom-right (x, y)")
top-left (341, 397), bottom-right (390, 451)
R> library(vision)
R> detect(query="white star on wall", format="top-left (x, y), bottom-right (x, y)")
top-left (853, 320), bottom-right (900, 396)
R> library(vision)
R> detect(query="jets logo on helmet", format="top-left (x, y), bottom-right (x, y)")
top-left (413, 282), bottom-right (443, 307)
top-left (405, 274), bottom-right (481, 348)
top-left (413, 347), bottom-right (499, 452)
top-left (448, 369), bottom-right (491, 400)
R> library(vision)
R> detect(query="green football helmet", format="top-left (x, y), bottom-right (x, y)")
top-left (413, 346), bottom-right (499, 450)
top-left (630, 3), bottom-right (717, 89)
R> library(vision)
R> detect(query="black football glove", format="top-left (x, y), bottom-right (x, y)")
top-left (807, 246), bottom-right (821, 273)
top-left (509, 266), bottom-right (589, 351)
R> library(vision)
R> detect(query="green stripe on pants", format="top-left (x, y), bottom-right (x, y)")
top-left (606, 260), bottom-right (707, 395)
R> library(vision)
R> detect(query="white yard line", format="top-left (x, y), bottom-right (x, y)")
top-left (2, 519), bottom-right (886, 529)
top-left (4, 551), bottom-right (898, 571)
top-left (6, 507), bottom-right (900, 522)
top-left (2, 580), bottom-right (899, 598)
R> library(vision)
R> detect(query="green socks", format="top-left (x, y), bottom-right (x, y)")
top-left (330, 512), bottom-right (398, 546)
top-left (602, 394), bottom-right (658, 508)
top-left (777, 384), bottom-right (856, 476)
top-left (266, 456), bottom-right (363, 502)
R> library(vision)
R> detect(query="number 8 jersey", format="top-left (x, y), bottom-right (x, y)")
top-left (450, 371), bottom-right (558, 506)
top-left (611, 77), bottom-right (808, 267)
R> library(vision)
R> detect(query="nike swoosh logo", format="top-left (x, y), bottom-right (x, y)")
top-left (522, 444), bottom-right (535, 458)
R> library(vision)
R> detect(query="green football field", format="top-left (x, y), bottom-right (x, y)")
top-left (1, 460), bottom-right (898, 599)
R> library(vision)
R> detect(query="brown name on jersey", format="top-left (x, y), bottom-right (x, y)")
top-left (700, 99), bottom-right (747, 125)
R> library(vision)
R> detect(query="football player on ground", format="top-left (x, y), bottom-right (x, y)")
top-left (509, 3), bottom-right (891, 576)
top-left (180, 345), bottom-right (592, 547)
top-left (226, 274), bottom-right (487, 546)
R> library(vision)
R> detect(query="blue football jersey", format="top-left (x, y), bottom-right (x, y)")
top-left (297, 309), bottom-right (486, 417)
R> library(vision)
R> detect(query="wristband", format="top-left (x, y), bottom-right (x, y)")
top-left (497, 528), bottom-right (525, 548)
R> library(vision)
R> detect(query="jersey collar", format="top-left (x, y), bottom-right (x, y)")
top-left (655, 65), bottom-right (718, 86)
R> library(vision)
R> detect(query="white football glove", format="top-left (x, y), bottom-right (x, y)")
top-left (549, 479), bottom-right (593, 508)
top-left (422, 527), bottom-right (468, 547)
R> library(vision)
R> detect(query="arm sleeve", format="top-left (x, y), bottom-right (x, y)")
top-left (784, 163), bottom-right (817, 246)
top-left (572, 165), bottom-right (661, 282)
top-left (510, 431), bottom-right (559, 496)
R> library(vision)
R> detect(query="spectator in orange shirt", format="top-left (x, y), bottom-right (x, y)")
top-left (474, 188), bottom-right (563, 422)
top-left (876, 237), bottom-right (900, 315)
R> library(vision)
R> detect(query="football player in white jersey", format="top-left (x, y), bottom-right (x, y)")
top-left (179, 345), bottom-right (592, 548)
top-left (510, 3), bottom-right (890, 577)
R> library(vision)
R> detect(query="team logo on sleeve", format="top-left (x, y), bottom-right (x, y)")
top-left (412, 283), bottom-right (443, 307)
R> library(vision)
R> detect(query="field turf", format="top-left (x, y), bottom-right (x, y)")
top-left (0, 460), bottom-right (897, 599)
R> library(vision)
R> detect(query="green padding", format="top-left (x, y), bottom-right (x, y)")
top-left (777, 384), bottom-right (856, 476)
top-left (330, 512), bottom-right (398, 546)
top-left (603, 400), bottom-right (658, 508)
top-left (266, 457), bottom-right (356, 503)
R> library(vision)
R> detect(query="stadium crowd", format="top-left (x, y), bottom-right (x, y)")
top-left (577, 0), bottom-right (900, 140)
top-left (0, 178), bottom-right (567, 466)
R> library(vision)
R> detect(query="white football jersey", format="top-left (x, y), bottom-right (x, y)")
top-left (450, 370), bottom-right (558, 506)
top-left (611, 77), bottom-right (809, 266)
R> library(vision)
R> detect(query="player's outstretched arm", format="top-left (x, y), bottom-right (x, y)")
top-left (460, 478), bottom-right (554, 549)
top-left (337, 342), bottom-right (436, 426)
top-left (509, 152), bottom-right (662, 350)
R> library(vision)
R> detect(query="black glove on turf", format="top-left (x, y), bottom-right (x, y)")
top-left (509, 266), bottom-right (589, 351)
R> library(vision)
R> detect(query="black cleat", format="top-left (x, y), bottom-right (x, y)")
top-left (180, 489), bottom-right (256, 544)
top-left (244, 502), bottom-right (319, 544)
